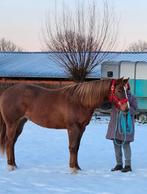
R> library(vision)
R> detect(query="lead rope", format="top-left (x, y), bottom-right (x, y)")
top-left (114, 110), bottom-right (133, 146)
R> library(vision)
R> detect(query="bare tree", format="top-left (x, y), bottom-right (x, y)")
top-left (0, 38), bottom-right (23, 52)
top-left (126, 40), bottom-right (147, 52)
top-left (43, 0), bottom-right (118, 82)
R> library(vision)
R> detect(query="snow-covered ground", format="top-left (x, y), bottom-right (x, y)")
top-left (0, 117), bottom-right (147, 194)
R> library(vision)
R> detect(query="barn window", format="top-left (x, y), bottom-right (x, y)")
top-left (107, 71), bottom-right (113, 77)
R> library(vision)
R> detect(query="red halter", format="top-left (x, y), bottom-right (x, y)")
top-left (109, 80), bottom-right (128, 109)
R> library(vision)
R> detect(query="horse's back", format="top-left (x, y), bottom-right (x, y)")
top-left (1, 83), bottom-right (50, 100)
top-left (0, 84), bottom-right (45, 117)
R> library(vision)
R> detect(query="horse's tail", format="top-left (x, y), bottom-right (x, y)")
top-left (0, 111), bottom-right (6, 154)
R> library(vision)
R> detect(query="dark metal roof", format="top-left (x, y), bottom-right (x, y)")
top-left (0, 51), bottom-right (147, 79)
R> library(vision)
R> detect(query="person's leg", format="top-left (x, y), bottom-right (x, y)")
top-left (121, 142), bottom-right (132, 172)
top-left (111, 140), bottom-right (123, 171)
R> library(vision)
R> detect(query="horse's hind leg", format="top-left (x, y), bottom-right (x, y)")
top-left (67, 125), bottom-right (85, 173)
top-left (6, 119), bottom-right (27, 171)
top-left (5, 123), bottom-right (18, 170)
top-left (14, 118), bottom-right (27, 144)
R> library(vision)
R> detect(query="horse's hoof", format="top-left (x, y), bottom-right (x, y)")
top-left (70, 167), bottom-right (78, 174)
top-left (7, 165), bottom-right (17, 171)
top-left (70, 166), bottom-right (82, 174)
top-left (77, 166), bottom-right (81, 170)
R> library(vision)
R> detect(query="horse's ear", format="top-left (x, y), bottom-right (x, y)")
top-left (115, 77), bottom-right (124, 85)
top-left (123, 78), bottom-right (129, 85)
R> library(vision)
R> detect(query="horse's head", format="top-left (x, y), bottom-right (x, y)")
top-left (109, 78), bottom-right (129, 112)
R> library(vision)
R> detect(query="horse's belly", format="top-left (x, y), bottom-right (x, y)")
top-left (28, 113), bottom-right (66, 129)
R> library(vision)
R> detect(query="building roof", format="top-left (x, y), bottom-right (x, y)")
top-left (0, 51), bottom-right (147, 79)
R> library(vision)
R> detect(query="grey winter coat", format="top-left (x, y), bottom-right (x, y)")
top-left (106, 91), bottom-right (137, 142)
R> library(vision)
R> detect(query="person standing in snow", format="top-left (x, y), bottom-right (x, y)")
top-left (106, 83), bottom-right (137, 172)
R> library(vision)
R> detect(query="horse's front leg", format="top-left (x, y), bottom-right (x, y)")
top-left (67, 124), bottom-right (85, 173)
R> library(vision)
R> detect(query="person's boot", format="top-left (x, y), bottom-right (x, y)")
top-left (121, 165), bottom-right (132, 172)
top-left (111, 164), bottom-right (123, 171)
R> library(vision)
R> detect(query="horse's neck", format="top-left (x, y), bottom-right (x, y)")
top-left (66, 80), bottom-right (111, 109)
top-left (103, 81), bottom-right (111, 99)
top-left (95, 80), bottom-right (111, 107)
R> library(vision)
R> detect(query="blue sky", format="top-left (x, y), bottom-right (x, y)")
top-left (0, 0), bottom-right (147, 51)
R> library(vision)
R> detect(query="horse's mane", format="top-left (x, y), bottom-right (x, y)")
top-left (62, 79), bottom-right (111, 107)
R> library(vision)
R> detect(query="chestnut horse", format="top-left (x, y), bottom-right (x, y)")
top-left (0, 78), bottom-right (129, 172)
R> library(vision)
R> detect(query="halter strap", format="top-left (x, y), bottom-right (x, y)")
top-left (109, 80), bottom-right (128, 109)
